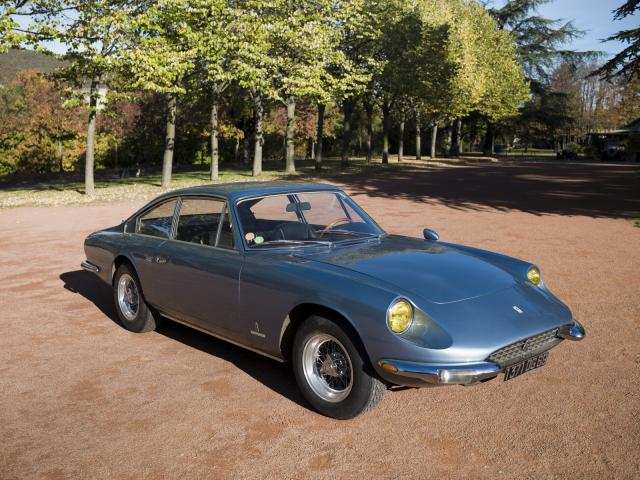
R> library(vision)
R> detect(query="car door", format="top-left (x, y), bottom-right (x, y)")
top-left (156, 197), bottom-right (244, 339)
top-left (126, 198), bottom-right (179, 309)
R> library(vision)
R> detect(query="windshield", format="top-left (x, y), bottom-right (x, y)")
top-left (236, 191), bottom-right (383, 248)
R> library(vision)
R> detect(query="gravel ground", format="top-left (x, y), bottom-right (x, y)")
top-left (1, 161), bottom-right (639, 479)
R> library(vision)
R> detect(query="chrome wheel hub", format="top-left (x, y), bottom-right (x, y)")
top-left (302, 333), bottom-right (353, 403)
top-left (117, 274), bottom-right (139, 321)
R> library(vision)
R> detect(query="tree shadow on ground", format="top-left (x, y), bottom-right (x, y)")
top-left (59, 269), bottom-right (308, 409)
top-left (308, 161), bottom-right (640, 219)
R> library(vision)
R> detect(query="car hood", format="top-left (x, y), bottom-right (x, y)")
top-left (297, 235), bottom-right (518, 304)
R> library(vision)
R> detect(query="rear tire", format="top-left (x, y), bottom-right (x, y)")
top-left (113, 263), bottom-right (160, 333)
top-left (292, 315), bottom-right (385, 419)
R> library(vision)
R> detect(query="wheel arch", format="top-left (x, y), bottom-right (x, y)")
top-left (279, 303), bottom-right (373, 369)
top-left (111, 254), bottom-right (138, 285)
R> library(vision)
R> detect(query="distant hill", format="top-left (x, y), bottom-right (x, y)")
top-left (0, 49), bottom-right (67, 85)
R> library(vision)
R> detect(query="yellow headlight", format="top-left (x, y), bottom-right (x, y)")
top-left (387, 299), bottom-right (413, 333)
top-left (527, 267), bottom-right (541, 286)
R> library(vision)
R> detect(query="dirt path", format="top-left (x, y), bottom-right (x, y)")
top-left (1, 162), bottom-right (639, 479)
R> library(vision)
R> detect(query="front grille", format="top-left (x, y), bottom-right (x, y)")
top-left (487, 328), bottom-right (563, 367)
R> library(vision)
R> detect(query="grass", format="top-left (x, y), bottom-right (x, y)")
top-left (0, 157), bottom-right (390, 208)
top-left (633, 217), bottom-right (640, 228)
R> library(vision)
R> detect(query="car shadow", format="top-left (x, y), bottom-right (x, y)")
top-left (59, 270), bottom-right (308, 409)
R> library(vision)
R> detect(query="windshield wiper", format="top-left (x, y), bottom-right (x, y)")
top-left (253, 239), bottom-right (332, 248)
top-left (324, 229), bottom-right (380, 238)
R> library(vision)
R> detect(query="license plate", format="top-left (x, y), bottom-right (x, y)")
top-left (503, 351), bottom-right (549, 381)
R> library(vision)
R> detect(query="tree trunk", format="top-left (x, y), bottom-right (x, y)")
top-left (252, 91), bottom-right (264, 176)
top-left (210, 93), bottom-right (219, 181)
top-left (234, 137), bottom-right (239, 162)
top-left (445, 123), bottom-right (452, 155)
top-left (58, 138), bottom-right (63, 174)
top-left (415, 109), bottom-right (421, 160)
top-left (315, 103), bottom-right (325, 170)
top-left (398, 110), bottom-right (406, 162)
top-left (449, 118), bottom-right (460, 156)
top-left (243, 134), bottom-right (250, 165)
top-left (162, 93), bottom-right (177, 188)
top-left (382, 101), bottom-right (391, 164)
top-left (430, 123), bottom-right (438, 159)
top-left (341, 98), bottom-right (355, 168)
top-left (114, 141), bottom-right (118, 170)
top-left (84, 75), bottom-right (100, 195)
top-left (285, 96), bottom-right (296, 173)
top-left (449, 118), bottom-right (462, 157)
top-left (364, 98), bottom-right (373, 164)
top-left (483, 122), bottom-right (495, 155)
top-left (308, 138), bottom-right (315, 159)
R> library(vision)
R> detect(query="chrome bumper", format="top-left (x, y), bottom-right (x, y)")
top-left (80, 260), bottom-right (101, 273)
top-left (557, 319), bottom-right (586, 341)
top-left (379, 319), bottom-right (585, 386)
top-left (378, 359), bottom-right (502, 386)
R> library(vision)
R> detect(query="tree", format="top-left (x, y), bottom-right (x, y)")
top-left (0, 69), bottom-right (83, 173)
top-left (488, 0), bottom-right (591, 81)
top-left (11, 1), bottom-right (139, 195)
top-left (485, 0), bottom-right (594, 154)
top-left (319, 0), bottom-right (385, 168)
top-left (403, 0), bottom-right (527, 159)
top-left (0, 3), bottom-right (25, 54)
top-left (121, 0), bottom-right (200, 187)
top-left (176, 0), bottom-right (237, 181)
top-left (267, 0), bottom-right (348, 173)
top-left (373, 1), bottom-right (423, 164)
top-left (591, 1), bottom-right (639, 82)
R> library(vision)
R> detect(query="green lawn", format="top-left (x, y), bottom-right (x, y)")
top-left (0, 157), bottom-right (388, 208)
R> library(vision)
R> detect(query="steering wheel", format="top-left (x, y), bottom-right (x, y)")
top-left (319, 217), bottom-right (352, 238)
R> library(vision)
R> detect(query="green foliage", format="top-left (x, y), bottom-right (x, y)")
top-left (488, 0), bottom-right (592, 81)
top-left (0, 0), bottom-right (591, 177)
top-left (407, 0), bottom-right (528, 122)
top-left (591, 1), bottom-right (639, 82)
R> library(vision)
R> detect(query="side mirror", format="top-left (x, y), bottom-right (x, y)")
top-left (423, 228), bottom-right (439, 241)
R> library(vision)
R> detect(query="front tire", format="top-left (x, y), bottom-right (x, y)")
top-left (113, 263), bottom-right (160, 333)
top-left (292, 315), bottom-right (385, 419)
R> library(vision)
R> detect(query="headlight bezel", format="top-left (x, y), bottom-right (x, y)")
top-left (386, 298), bottom-right (415, 334)
top-left (527, 265), bottom-right (543, 287)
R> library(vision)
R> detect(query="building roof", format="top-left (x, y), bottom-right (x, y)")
top-left (590, 118), bottom-right (640, 136)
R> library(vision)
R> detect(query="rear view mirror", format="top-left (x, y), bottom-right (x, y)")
top-left (286, 202), bottom-right (311, 212)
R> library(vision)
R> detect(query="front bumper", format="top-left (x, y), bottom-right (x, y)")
top-left (81, 260), bottom-right (101, 273)
top-left (379, 319), bottom-right (586, 386)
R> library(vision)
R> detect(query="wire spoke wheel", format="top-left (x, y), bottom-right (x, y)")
top-left (302, 333), bottom-right (353, 403)
top-left (117, 273), bottom-right (139, 321)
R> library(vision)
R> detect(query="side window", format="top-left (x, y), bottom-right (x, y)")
top-left (136, 199), bottom-right (177, 238)
top-left (176, 198), bottom-right (225, 246)
top-left (217, 206), bottom-right (235, 249)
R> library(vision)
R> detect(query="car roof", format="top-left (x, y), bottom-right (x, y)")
top-left (158, 181), bottom-right (342, 203)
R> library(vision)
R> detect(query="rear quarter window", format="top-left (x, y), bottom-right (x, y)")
top-left (135, 199), bottom-right (178, 238)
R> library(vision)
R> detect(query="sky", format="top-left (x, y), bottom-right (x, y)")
top-left (496, 0), bottom-right (639, 57)
top-left (14, 0), bottom-right (640, 58)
